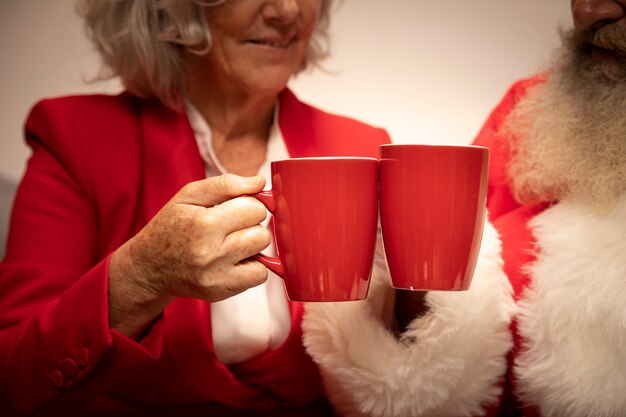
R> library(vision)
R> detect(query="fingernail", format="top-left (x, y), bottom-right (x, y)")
top-left (243, 176), bottom-right (262, 186)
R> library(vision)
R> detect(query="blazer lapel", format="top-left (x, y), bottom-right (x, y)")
top-left (278, 89), bottom-right (319, 158)
top-left (137, 100), bottom-right (206, 224)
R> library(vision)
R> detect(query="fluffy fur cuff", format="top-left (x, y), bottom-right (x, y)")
top-left (515, 196), bottom-right (626, 417)
top-left (302, 221), bottom-right (516, 417)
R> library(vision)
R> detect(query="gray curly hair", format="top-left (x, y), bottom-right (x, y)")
top-left (76, 0), bottom-right (333, 107)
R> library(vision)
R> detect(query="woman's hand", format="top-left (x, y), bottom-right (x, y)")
top-left (108, 174), bottom-right (271, 336)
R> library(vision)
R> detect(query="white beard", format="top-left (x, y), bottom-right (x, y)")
top-left (502, 29), bottom-right (626, 207)
top-left (505, 26), bottom-right (626, 416)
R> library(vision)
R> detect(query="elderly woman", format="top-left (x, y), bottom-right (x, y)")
top-left (0, 0), bottom-right (515, 416)
top-left (0, 0), bottom-right (386, 415)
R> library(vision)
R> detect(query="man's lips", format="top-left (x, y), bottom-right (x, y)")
top-left (590, 44), bottom-right (625, 61)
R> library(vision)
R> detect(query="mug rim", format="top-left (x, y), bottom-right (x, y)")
top-left (380, 144), bottom-right (488, 151)
top-left (273, 156), bottom-right (378, 162)
top-left (380, 143), bottom-right (489, 149)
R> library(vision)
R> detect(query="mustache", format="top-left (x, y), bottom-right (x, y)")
top-left (564, 24), bottom-right (626, 56)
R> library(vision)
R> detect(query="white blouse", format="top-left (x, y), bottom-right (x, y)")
top-left (185, 102), bottom-right (291, 364)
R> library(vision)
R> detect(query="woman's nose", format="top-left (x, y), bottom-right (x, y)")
top-left (263, 0), bottom-right (300, 24)
top-left (572, 0), bottom-right (626, 30)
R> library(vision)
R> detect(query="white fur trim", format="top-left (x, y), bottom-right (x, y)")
top-left (516, 195), bottom-right (626, 417)
top-left (302, 221), bottom-right (516, 417)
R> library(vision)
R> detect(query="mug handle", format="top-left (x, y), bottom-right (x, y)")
top-left (251, 191), bottom-right (285, 277)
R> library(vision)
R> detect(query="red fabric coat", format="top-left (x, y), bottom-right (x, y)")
top-left (472, 74), bottom-right (549, 416)
top-left (0, 89), bottom-right (391, 417)
top-left (476, 73), bottom-right (626, 416)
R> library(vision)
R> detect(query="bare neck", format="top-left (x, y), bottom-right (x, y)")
top-left (185, 75), bottom-right (279, 176)
top-left (190, 87), bottom-right (276, 138)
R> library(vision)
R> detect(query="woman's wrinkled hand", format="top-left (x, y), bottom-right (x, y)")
top-left (108, 174), bottom-right (271, 336)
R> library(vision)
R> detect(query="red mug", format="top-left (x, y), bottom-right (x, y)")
top-left (254, 157), bottom-right (379, 301)
top-left (379, 144), bottom-right (489, 291)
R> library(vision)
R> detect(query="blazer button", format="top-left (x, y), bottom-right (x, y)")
top-left (49, 369), bottom-right (65, 388)
top-left (75, 347), bottom-right (89, 367)
top-left (60, 358), bottom-right (78, 378)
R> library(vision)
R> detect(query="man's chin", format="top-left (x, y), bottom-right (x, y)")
top-left (564, 31), bottom-right (626, 83)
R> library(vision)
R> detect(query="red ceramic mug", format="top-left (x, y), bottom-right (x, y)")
top-left (379, 144), bottom-right (489, 291)
top-left (254, 157), bottom-right (379, 301)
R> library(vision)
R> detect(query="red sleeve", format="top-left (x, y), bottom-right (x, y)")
top-left (472, 75), bottom-right (546, 222)
top-left (0, 99), bottom-right (164, 416)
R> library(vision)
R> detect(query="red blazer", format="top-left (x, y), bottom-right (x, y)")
top-left (0, 89), bottom-right (391, 416)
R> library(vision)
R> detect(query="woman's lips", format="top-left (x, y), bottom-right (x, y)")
top-left (247, 38), bottom-right (293, 48)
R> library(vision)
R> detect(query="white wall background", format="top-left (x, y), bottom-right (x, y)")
top-left (0, 0), bottom-right (571, 256)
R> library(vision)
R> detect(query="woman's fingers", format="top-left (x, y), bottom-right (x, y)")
top-left (220, 224), bottom-right (272, 263)
top-left (196, 258), bottom-right (269, 302)
top-left (116, 173), bottom-right (274, 303)
top-left (185, 197), bottom-right (268, 265)
top-left (176, 174), bottom-right (266, 207)
top-left (208, 196), bottom-right (268, 235)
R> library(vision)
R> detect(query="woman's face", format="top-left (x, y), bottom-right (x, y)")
top-left (203, 0), bottom-right (321, 96)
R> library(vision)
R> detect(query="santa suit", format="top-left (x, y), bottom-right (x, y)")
top-left (303, 76), bottom-right (626, 417)
top-left (475, 76), bottom-right (626, 417)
